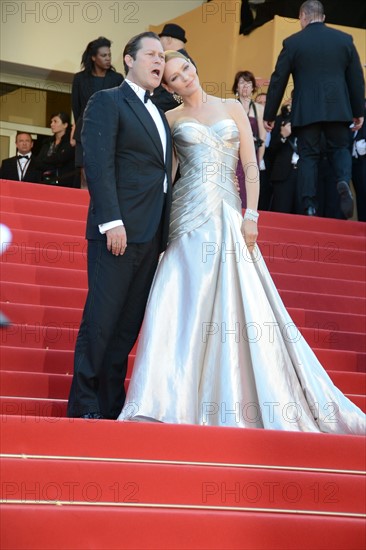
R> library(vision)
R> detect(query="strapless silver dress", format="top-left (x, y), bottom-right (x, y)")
top-left (118, 119), bottom-right (365, 434)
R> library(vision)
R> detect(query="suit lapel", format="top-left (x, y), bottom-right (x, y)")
top-left (121, 82), bottom-right (166, 162)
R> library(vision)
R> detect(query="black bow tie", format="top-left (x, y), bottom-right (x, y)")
top-left (18, 155), bottom-right (29, 159)
top-left (144, 90), bottom-right (151, 103)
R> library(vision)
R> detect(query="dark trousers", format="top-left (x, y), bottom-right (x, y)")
top-left (296, 122), bottom-right (352, 211)
top-left (352, 157), bottom-right (366, 221)
top-left (67, 229), bottom-right (162, 419)
top-left (271, 166), bottom-right (298, 214)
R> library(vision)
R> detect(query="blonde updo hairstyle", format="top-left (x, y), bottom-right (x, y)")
top-left (162, 50), bottom-right (190, 85)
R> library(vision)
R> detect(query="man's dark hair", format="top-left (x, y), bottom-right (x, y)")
top-left (16, 131), bottom-right (33, 140)
top-left (123, 31), bottom-right (160, 75)
top-left (300, 1), bottom-right (324, 20)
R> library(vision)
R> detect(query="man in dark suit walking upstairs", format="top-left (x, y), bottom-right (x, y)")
top-left (264, 0), bottom-right (365, 218)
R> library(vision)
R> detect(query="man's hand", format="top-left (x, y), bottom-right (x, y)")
top-left (264, 120), bottom-right (275, 132)
top-left (352, 117), bottom-right (364, 132)
top-left (281, 122), bottom-right (292, 138)
top-left (106, 226), bottom-right (127, 256)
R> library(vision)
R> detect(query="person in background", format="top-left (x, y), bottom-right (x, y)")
top-left (35, 112), bottom-right (76, 188)
top-left (351, 102), bottom-right (366, 221)
top-left (0, 132), bottom-right (40, 183)
top-left (151, 23), bottom-right (196, 112)
top-left (72, 37), bottom-right (124, 188)
top-left (255, 92), bottom-right (267, 106)
top-left (264, 0), bottom-right (364, 218)
top-left (267, 101), bottom-right (298, 214)
top-left (232, 70), bottom-right (270, 209)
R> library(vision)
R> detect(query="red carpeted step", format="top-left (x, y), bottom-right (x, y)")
top-left (348, 394), bottom-right (366, 412)
top-left (0, 302), bottom-right (82, 326)
top-left (259, 209), bottom-right (366, 237)
top-left (271, 272), bottom-right (365, 298)
top-left (5, 227), bottom-right (366, 267)
top-left (0, 347), bottom-right (74, 374)
top-left (279, 289), bottom-right (366, 316)
top-left (313, 349), bottom-right (365, 373)
top-left (0, 396), bottom-right (67, 418)
top-left (0, 371), bottom-right (72, 399)
top-left (3, 178), bottom-right (365, 237)
top-left (1, 320), bottom-right (364, 352)
top-left (2, 456), bottom-right (364, 514)
top-left (2, 369), bottom-right (364, 401)
top-left (0, 211), bottom-right (86, 236)
top-left (258, 238), bottom-right (364, 266)
top-left (2, 417), bottom-right (365, 473)
top-left (2, 345), bottom-right (362, 377)
top-left (302, 309), bottom-right (365, 334)
top-left (264, 255), bottom-right (366, 282)
top-left (327, 371), bottom-right (366, 395)
top-left (1, 505), bottom-right (364, 550)
top-left (0, 262), bottom-right (86, 287)
top-left (3, 208), bottom-right (365, 253)
top-left (2, 302), bottom-right (364, 340)
top-left (0, 383), bottom-right (362, 413)
top-left (2, 279), bottom-right (364, 321)
top-left (0, 179), bottom-right (89, 204)
top-left (0, 195), bottom-right (87, 221)
top-left (1, 245), bottom-right (86, 270)
top-left (0, 282), bottom-right (86, 308)
top-left (259, 225), bottom-right (366, 252)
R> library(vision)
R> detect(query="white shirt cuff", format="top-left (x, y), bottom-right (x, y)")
top-left (99, 220), bottom-right (123, 234)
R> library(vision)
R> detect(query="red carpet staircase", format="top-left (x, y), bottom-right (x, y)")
top-left (0, 180), bottom-right (365, 549)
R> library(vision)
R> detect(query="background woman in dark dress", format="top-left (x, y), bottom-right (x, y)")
top-left (35, 112), bottom-right (76, 188)
top-left (232, 70), bottom-right (268, 209)
top-left (72, 36), bottom-right (124, 188)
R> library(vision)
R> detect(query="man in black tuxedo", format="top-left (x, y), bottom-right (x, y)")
top-left (67, 32), bottom-right (172, 420)
top-left (0, 132), bottom-right (40, 183)
top-left (263, 0), bottom-right (365, 218)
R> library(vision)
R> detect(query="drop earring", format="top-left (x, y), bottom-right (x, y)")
top-left (173, 92), bottom-right (183, 104)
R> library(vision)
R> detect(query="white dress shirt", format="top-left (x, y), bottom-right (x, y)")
top-left (99, 79), bottom-right (167, 235)
top-left (17, 153), bottom-right (32, 181)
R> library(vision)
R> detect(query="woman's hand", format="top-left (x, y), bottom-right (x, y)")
top-left (242, 219), bottom-right (258, 254)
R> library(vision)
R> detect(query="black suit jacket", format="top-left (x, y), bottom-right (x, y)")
top-left (82, 82), bottom-right (172, 251)
top-left (0, 155), bottom-right (40, 183)
top-left (267, 116), bottom-right (297, 181)
top-left (72, 70), bottom-right (124, 141)
top-left (264, 22), bottom-right (365, 128)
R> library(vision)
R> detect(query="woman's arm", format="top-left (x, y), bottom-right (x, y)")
top-left (229, 101), bottom-right (260, 253)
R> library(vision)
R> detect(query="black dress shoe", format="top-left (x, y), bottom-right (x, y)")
top-left (305, 206), bottom-right (317, 216)
top-left (80, 412), bottom-right (104, 419)
top-left (337, 181), bottom-right (354, 219)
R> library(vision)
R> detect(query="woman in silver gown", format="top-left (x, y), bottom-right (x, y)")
top-left (118, 51), bottom-right (365, 434)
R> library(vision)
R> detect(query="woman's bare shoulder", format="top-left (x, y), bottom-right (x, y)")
top-left (165, 105), bottom-right (185, 127)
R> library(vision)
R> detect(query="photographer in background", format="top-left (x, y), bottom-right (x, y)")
top-left (267, 98), bottom-right (298, 213)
